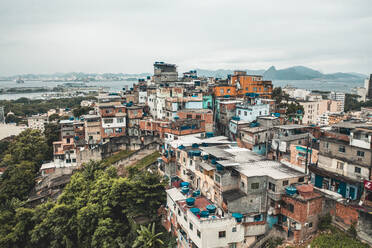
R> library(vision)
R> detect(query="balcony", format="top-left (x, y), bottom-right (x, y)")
top-left (350, 138), bottom-right (371, 150)
top-left (267, 190), bottom-right (282, 201)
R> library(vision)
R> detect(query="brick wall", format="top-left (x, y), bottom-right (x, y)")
top-left (332, 202), bottom-right (359, 226)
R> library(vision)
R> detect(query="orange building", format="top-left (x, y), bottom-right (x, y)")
top-left (230, 71), bottom-right (272, 98)
top-left (213, 85), bottom-right (237, 97)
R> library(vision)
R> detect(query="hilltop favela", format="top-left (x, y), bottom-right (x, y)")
top-left (1, 1), bottom-right (372, 248)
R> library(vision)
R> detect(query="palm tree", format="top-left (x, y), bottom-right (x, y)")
top-left (132, 223), bottom-right (164, 248)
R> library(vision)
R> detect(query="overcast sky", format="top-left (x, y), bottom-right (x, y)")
top-left (0, 0), bottom-right (371, 76)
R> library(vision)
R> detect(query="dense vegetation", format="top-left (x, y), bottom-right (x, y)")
top-left (272, 87), bottom-right (304, 115)
top-left (311, 226), bottom-right (369, 248)
top-left (0, 130), bottom-right (171, 248)
top-left (1, 96), bottom-right (96, 123)
top-left (344, 94), bottom-right (372, 112)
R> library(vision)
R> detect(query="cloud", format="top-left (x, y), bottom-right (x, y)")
top-left (0, 0), bottom-right (371, 75)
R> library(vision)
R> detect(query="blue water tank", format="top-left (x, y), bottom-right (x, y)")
top-left (181, 186), bottom-right (190, 194)
top-left (192, 190), bottom-right (200, 197)
top-left (178, 145), bottom-right (185, 150)
top-left (285, 186), bottom-right (297, 196)
top-left (232, 213), bottom-right (243, 222)
top-left (180, 182), bottom-right (190, 187)
top-left (206, 132), bottom-right (214, 138)
top-left (193, 150), bottom-right (201, 156)
top-left (186, 197), bottom-right (195, 206)
top-left (216, 163), bottom-right (224, 171)
top-left (192, 143), bottom-right (199, 148)
top-left (206, 205), bottom-right (216, 214)
top-left (200, 211), bottom-right (209, 218)
top-left (203, 155), bottom-right (209, 160)
top-left (190, 208), bottom-right (200, 215)
top-left (211, 159), bottom-right (217, 164)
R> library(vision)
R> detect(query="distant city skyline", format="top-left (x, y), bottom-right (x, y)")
top-left (0, 0), bottom-right (371, 76)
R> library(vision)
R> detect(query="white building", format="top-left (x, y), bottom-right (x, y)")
top-left (27, 114), bottom-right (49, 132)
top-left (283, 86), bottom-right (311, 100)
top-left (235, 99), bottom-right (269, 122)
top-left (138, 91), bottom-right (147, 104)
top-left (328, 92), bottom-right (345, 112)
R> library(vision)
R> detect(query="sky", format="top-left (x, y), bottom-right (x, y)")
top-left (0, 0), bottom-right (371, 76)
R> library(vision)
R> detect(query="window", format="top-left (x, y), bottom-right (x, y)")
top-left (197, 230), bottom-right (201, 238)
top-left (298, 177), bottom-right (304, 182)
top-left (184, 215), bottom-right (187, 222)
top-left (288, 203), bottom-right (294, 212)
top-left (104, 118), bottom-right (113, 124)
top-left (241, 181), bottom-right (245, 189)
top-left (282, 180), bottom-right (289, 186)
top-left (187, 114), bottom-right (192, 119)
top-left (215, 175), bottom-right (221, 183)
top-left (196, 115), bottom-right (201, 120)
top-left (227, 89), bottom-right (231, 93)
top-left (251, 183), bottom-right (259, 189)
top-left (72, 159), bottom-right (76, 163)
top-left (229, 244), bottom-right (237, 248)
top-left (232, 227), bottom-right (237, 232)
top-left (337, 161), bottom-right (344, 170)
top-left (309, 222), bottom-right (313, 228)
top-left (218, 231), bottom-right (226, 238)
top-left (117, 117), bottom-right (124, 123)
top-left (357, 151), bottom-right (365, 157)
top-left (253, 87), bottom-right (257, 92)
top-left (355, 167), bottom-right (361, 174)
top-left (220, 89), bottom-right (224, 94)
top-left (238, 110), bottom-right (241, 115)
top-left (67, 138), bottom-right (71, 143)
top-left (269, 182), bottom-right (276, 192)
top-left (178, 209), bottom-right (181, 216)
top-left (189, 223), bottom-right (193, 230)
top-left (338, 145), bottom-right (345, 153)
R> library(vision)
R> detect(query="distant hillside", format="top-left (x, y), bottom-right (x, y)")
top-left (196, 69), bottom-right (265, 78)
top-left (196, 66), bottom-right (366, 81)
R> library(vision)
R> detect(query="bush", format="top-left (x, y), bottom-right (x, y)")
top-left (347, 223), bottom-right (357, 239)
top-left (318, 213), bottom-right (332, 231)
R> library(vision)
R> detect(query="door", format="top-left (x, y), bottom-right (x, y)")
top-left (349, 186), bottom-right (356, 200)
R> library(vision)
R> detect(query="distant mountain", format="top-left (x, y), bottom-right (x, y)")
top-left (196, 69), bottom-right (265, 78)
top-left (196, 66), bottom-right (366, 81)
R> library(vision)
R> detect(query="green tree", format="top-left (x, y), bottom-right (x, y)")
top-left (132, 223), bottom-right (164, 248)
top-left (44, 123), bottom-right (60, 160)
top-left (73, 107), bottom-right (93, 118)
top-left (272, 87), bottom-right (283, 104)
top-left (0, 161), bottom-right (37, 203)
top-left (1, 129), bottom-right (49, 167)
top-left (48, 113), bottom-right (60, 122)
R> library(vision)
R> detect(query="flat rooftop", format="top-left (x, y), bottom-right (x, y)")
top-left (274, 124), bottom-right (308, 130)
top-left (236, 160), bottom-right (305, 180)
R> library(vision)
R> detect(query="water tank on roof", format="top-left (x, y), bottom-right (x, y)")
top-left (206, 205), bottom-right (216, 214)
top-left (206, 132), bottom-right (214, 138)
top-left (192, 190), bottom-right (200, 197)
top-left (216, 163), bottom-right (224, 171)
top-left (190, 208), bottom-right (200, 215)
top-left (285, 186), bottom-right (297, 196)
top-left (186, 197), bottom-right (195, 207)
top-left (192, 143), bottom-right (199, 148)
top-left (211, 159), bottom-right (217, 164)
top-left (232, 213), bottom-right (243, 222)
top-left (178, 145), bottom-right (185, 150)
top-left (200, 211), bottom-right (209, 218)
top-left (180, 182), bottom-right (190, 187)
top-left (181, 186), bottom-right (190, 194)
